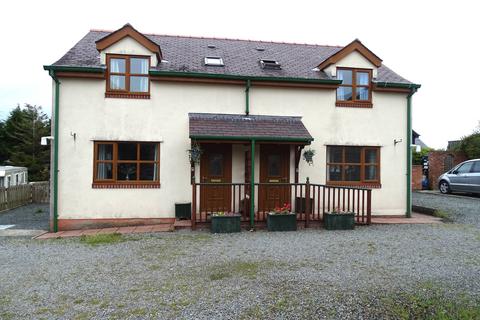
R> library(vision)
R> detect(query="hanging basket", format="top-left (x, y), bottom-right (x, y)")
top-left (303, 149), bottom-right (316, 166)
top-left (187, 143), bottom-right (203, 164)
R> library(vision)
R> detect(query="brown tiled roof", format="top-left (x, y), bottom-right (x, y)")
top-left (51, 30), bottom-right (412, 84)
top-left (189, 113), bottom-right (313, 141)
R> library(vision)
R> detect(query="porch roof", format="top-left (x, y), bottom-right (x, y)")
top-left (189, 113), bottom-right (313, 142)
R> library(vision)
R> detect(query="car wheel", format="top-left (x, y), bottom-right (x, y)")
top-left (439, 180), bottom-right (451, 194)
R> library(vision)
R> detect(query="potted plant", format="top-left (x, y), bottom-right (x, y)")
top-left (267, 203), bottom-right (297, 231)
top-left (187, 143), bottom-right (202, 164)
top-left (211, 212), bottom-right (241, 233)
top-left (324, 209), bottom-right (355, 230)
top-left (303, 149), bottom-right (316, 165)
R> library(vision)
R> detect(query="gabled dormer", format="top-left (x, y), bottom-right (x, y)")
top-left (318, 39), bottom-right (382, 108)
top-left (95, 24), bottom-right (162, 98)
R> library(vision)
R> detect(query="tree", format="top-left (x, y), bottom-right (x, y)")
top-left (412, 147), bottom-right (432, 165)
top-left (458, 122), bottom-right (480, 159)
top-left (1, 104), bottom-right (51, 181)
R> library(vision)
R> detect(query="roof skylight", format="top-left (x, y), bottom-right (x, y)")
top-left (260, 59), bottom-right (281, 70)
top-left (204, 56), bottom-right (224, 66)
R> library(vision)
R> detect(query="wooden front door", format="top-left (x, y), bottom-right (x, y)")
top-left (259, 145), bottom-right (291, 212)
top-left (200, 144), bottom-right (232, 212)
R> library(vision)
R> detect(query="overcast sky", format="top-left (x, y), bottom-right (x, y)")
top-left (1, 0), bottom-right (478, 149)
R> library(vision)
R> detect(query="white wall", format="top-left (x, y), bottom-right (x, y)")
top-left (100, 36), bottom-right (158, 66)
top-left (57, 78), bottom-right (407, 218)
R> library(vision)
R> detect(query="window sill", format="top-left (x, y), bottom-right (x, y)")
top-left (92, 183), bottom-right (160, 189)
top-left (105, 93), bottom-right (150, 99)
top-left (335, 101), bottom-right (373, 108)
top-left (326, 182), bottom-right (381, 189)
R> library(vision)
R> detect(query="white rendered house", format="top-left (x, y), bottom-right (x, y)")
top-left (45, 24), bottom-right (420, 231)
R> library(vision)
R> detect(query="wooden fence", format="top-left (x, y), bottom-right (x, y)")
top-left (0, 182), bottom-right (50, 212)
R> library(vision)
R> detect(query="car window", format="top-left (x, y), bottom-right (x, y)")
top-left (456, 162), bottom-right (474, 174)
top-left (471, 161), bottom-right (480, 173)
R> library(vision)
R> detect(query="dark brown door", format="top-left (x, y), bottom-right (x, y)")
top-left (200, 144), bottom-right (232, 212)
top-left (259, 145), bottom-right (291, 212)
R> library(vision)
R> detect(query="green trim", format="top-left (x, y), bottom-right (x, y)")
top-left (43, 65), bottom-right (105, 73)
top-left (150, 70), bottom-right (342, 85)
top-left (250, 139), bottom-right (255, 230)
top-left (375, 81), bottom-right (421, 89)
top-left (190, 135), bottom-right (313, 143)
top-left (406, 88), bottom-right (418, 218)
top-left (245, 80), bottom-right (251, 115)
top-left (49, 71), bottom-right (60, 232)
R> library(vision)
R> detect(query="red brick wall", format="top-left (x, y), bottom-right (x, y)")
top-left (428, 151), bottom-right (468, 189)
top-left (412, 165), bottom-right (423, 190)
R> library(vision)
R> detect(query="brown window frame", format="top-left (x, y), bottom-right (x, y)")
top-left (93, 141), bottom-right (160, 188)
top-left (326, 146), bottom-right (381, 187)
top-left (106, 54), bottom-right (150, 99)
top-left (335, 67), bottom-right (373, 108)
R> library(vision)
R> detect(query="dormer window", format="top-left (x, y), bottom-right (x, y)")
top-left (336, 68), bottom-right (372, 107)
top-left (260, 59), bottom-right (281, 70)
top-left (204, 57), bottom-right (224, 66)
top-left (106, 54), bottom-right (150, 98)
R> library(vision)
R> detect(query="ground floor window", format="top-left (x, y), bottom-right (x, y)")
top-left (93, 141), bottom-right (160, 186)
top-left (326, 146), bottom-right (380, 186)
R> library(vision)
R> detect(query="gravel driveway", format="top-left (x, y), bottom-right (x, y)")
top-left (413, 191), bottom-right (480, 227)
top-left (1, 220), bottom-right (479, 319)
top-left (0, 204), bottom-right (49, 230)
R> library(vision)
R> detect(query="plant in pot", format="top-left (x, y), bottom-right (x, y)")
top-left (324, 208), bottom-right (355, 230)
top-left (302, 149), bottom-right (316, 166)
top-left (267, 203), bottom-right (297, 231)
top-left (211, 211), bottom-right (241, 233)
top-left (187, 143), bottom-right (202, 164)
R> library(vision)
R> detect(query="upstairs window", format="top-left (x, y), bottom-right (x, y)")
top-left (336, 68), bottom-right (372, 107)
top-left (106, 55), bottom-right (150, 98)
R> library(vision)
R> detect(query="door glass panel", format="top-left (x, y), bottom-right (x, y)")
top-left (457, 162), bottom-right (473, 174)
top-left (345, 147), bottom-right (361, 163)
top-left (267, 154), bottom-right (281, 176)
top-left (117, 163), bottom-right (137, 180)
top-left (328, 165), bottom-right (342, 181)
top-left (209, 153), bottom-right (223, 176)
top-left (118, 143), bottom-right (137, 160)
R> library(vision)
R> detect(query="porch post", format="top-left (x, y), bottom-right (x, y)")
top-left (250, 139), bottom-right (255, 230)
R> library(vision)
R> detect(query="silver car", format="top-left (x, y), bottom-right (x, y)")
top-left (438, 159), bottom-right (480, 194)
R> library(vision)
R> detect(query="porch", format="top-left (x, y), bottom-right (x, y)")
top-left (191, 181), bottom-right (372, 229)
top-left (188, 112), bottom-right (372, 230)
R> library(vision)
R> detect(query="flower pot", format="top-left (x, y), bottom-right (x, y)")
top-left (211, 215), bottom-right (241, 233)
top-left (324, 212), bottom-right (355, 230)
top-left (267, 213), bottom-right (297, 232)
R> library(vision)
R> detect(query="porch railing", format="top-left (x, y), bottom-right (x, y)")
top-left (191, 180), bottom-right (372, 229)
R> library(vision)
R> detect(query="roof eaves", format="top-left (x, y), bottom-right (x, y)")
top-left (43, 65), bottom-right (105, 73)
top-left (190, 135), bottom-right (314, 142)
top-left (374, 81), bottom-right (421, 89)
